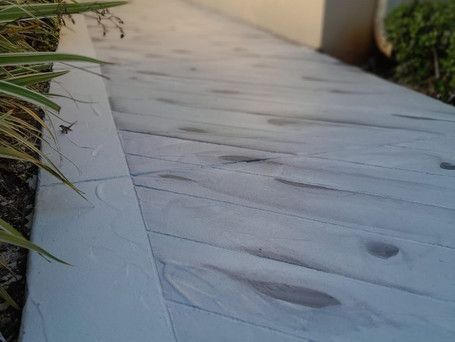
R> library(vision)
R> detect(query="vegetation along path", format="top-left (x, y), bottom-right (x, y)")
top-left (89, 0), bottom-right (455, 340)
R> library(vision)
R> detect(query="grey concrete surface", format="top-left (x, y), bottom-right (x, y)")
top-left (89, 0), bottom-right (455, 340)
top-left (20, 16), bottom-right (175, 342)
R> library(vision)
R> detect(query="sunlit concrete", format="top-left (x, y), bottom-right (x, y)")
top-left (89, 0), bottom-right (455, 340)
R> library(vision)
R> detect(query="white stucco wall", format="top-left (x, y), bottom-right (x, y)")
top-left (190, 0), bottom-right (325, 49)
top-left (189, 0), bottom-right (377, 63)
top-left (322, 0), bottom-right (376, 63)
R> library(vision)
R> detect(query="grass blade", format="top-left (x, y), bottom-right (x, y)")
top-left (0, 216), bottom-right (23, 238)
top-left (0, 287), bottom-right (18, 310)
top-left (0, 218), bottom-right (69, 265)
top-left (0, 52), bottom-right (104, 66)
top-left (0, 80), bottom-right (60, 111)
top-left (5, 70), bottom-right (68, 86)
top-left (0, 2), bottom-right (127, 23)
top-left (0, 145), bottom-right (84, 197)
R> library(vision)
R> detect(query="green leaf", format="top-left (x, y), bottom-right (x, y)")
top-left (12, 102), bottom-right (55, 143)
top-left (0, 216), bottom-right (24, 238)
top-left (0, 1), bottom-right (128, 23)
top-left (0, 232), bottom-right (69, 265)
top-left (0, 145), bottom-right (84, 198)
top-left (0, 287), bottom-right (18, 310)
top-left (5, 70), bottom-right (68, 86)
top-left (0, 218), bottom-right (69, 265)
top-left (0, 52), bottom-right (104, 66)
top-left (0, 80), bottom-right (60, 111)
top-left (0, 64), bottom-right (51, 77)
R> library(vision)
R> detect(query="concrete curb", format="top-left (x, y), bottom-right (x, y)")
top-left (20, 16), bottom-right (175, 342)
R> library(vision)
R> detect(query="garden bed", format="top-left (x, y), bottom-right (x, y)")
top-left (366, 0), bottom-right (454, 106)
top-left (0, 159), bottom-right (37, 340)
top-left (0, 20), bottom-right (59, 341)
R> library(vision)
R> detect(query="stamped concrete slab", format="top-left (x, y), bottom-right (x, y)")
top-left (104, 72), bottom-right (455, 132)
top-left (137, 188), bottom-right (455, 302)
top-left (120, 130), bottom-right (288, 166)
top-left (316, 136), bottom-right (455, 177)
top-left (21, 178), bottom-right (174, 342)
top-left (21, 15), bottom-right (175, 342)
top-left (167, 302), bottom-right (305, 342)
top-left (121, 131), bottom-right (454, 208)
top-left (39, 16), bottom-right (129, 186)
top-left (108, 95), bottom-right (444, 140)
top-left (150, 233), bottom-right (455, 341)
top-left (132, 167), bottom-right (455, 247)
top-left (220, 156), bottom-right (455, 208)
top-left (88, 0), bottom-right (455, 340)
top-left (113, 110), bottom-right (437, 155)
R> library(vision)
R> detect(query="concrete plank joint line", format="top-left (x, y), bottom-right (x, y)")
top-left (21, 0), bottom-right (455, 340)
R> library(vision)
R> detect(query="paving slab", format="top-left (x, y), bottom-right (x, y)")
top-left (317, 136), bottom-right (455, 176)
top-left (150, 232), bottom-right (455, 341)
top-left (39, 16), bottom-right (129, 186)
top-left (138, 187), bottom-right (455, 302)
top-left (21, 15), bottom-right (175, 342)
top-left (132, 167), bottom-right (455, 247)
top-left (88, 0), bottom-right (455, 340)
top-left (21, 178), bottom-right (174, 342)
top-left (168, 302), bottom-right (305, 342)
top-left (121, 131), bottom-right (454, 208)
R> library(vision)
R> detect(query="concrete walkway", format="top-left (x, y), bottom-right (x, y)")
top-left (89, 0), bottom-right (455, 340)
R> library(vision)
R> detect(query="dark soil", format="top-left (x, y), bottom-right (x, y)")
top-left (362, 44), bottom-right (397, 82)
top-left (0, 160), bottom-right (37, 341)
top-left (0, 15), bottom-right (59, 341)
top-left (0, 83), bottom-right (53, 341)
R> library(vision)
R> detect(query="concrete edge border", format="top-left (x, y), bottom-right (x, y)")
top-left (19, 15), bottom-right (175, 342)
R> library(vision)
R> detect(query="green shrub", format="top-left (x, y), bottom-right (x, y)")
top-left (385, 0), bottom-right (455, 104)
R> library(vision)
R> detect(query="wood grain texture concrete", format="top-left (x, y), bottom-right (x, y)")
top-left (88, 1), bottom-right (455, 340)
